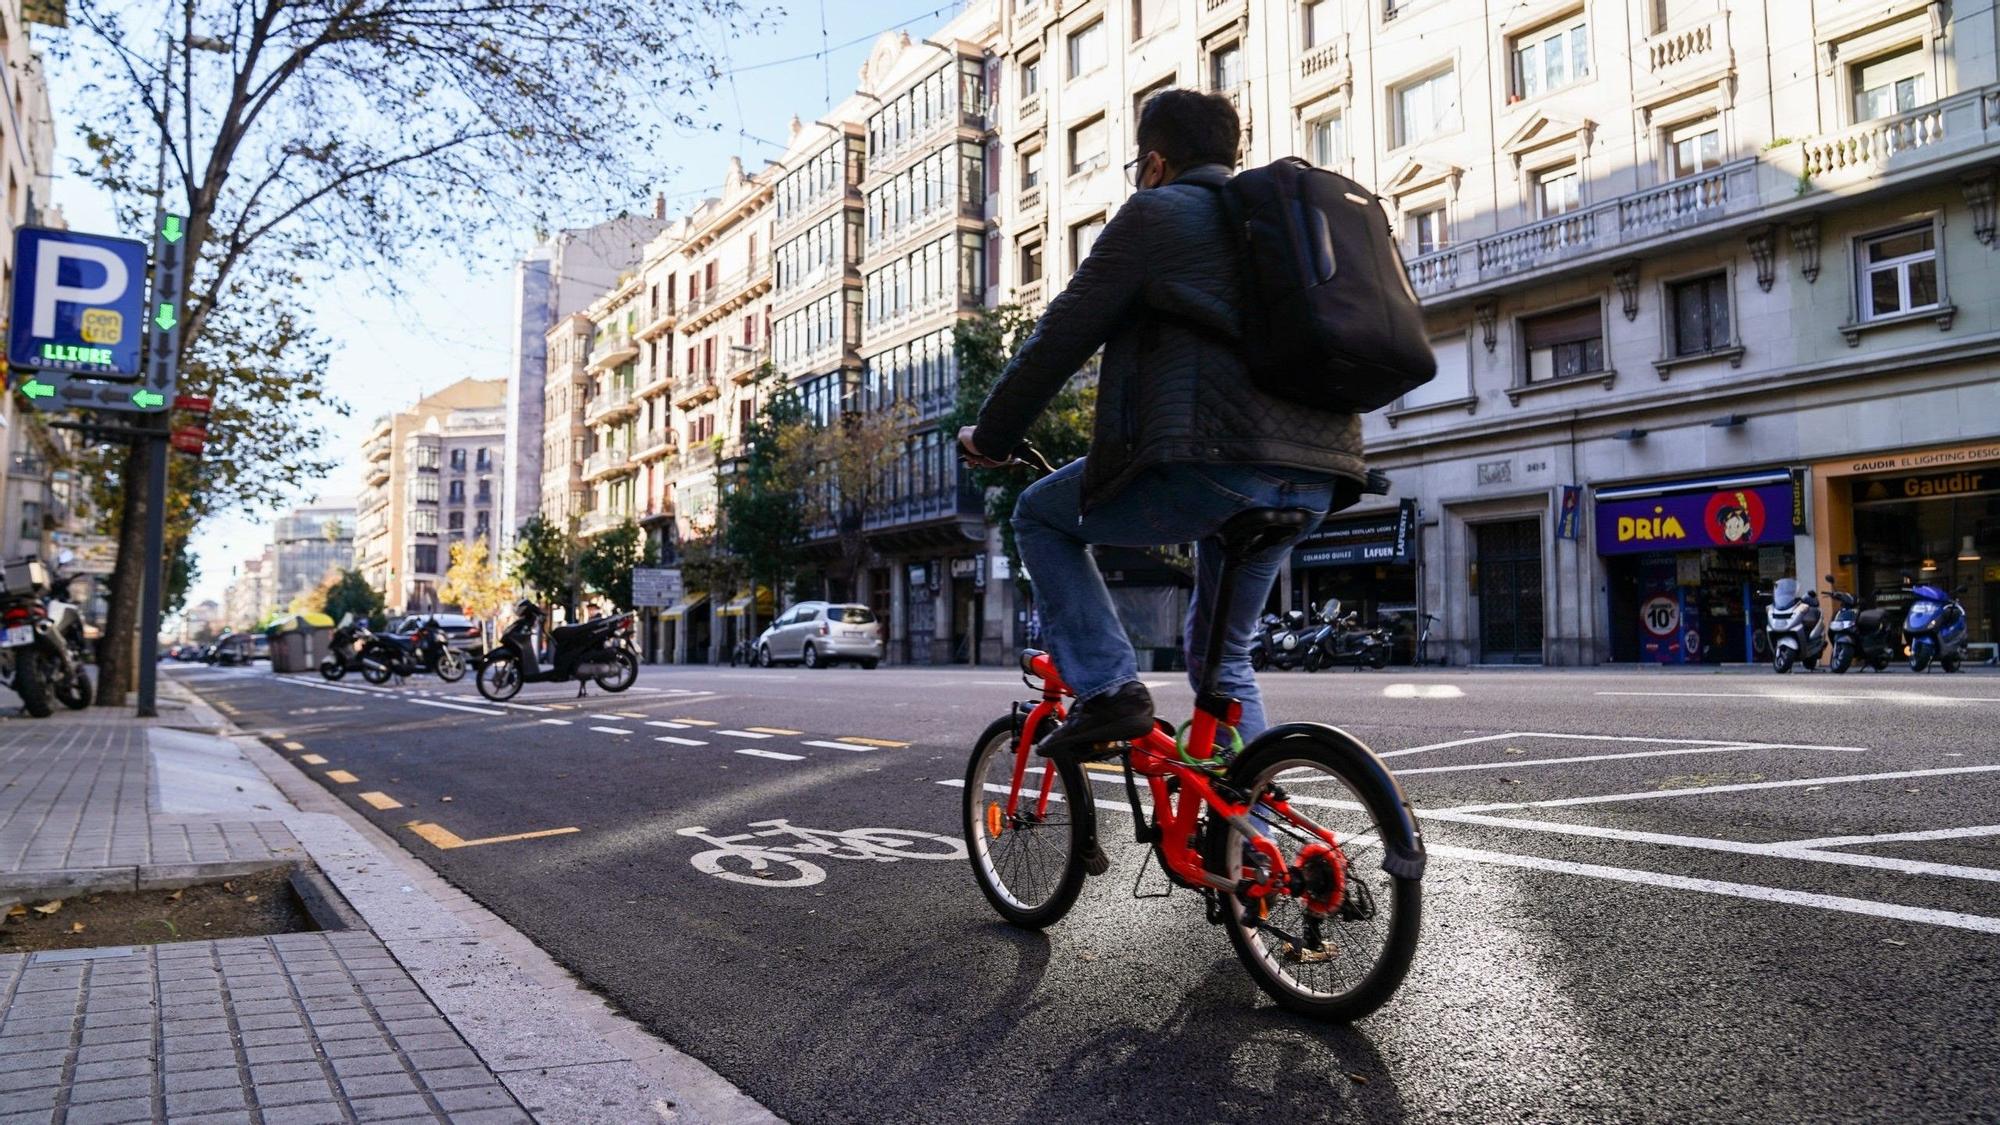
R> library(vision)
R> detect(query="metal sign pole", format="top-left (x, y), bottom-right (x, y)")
top-left (134, 212), bottom-right (186, 717)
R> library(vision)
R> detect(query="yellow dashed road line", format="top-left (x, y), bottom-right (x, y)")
top-left (673, 718), bottom-right (718, 726)
top-left (281, 740), bottom-right (305, 751)
top-left (406, 821), bottom-right (581, 850)
top-left (358, 791), bottom-right (403, 810)
top-left (324, 769), bottom-right (358, 784)
top-left (838, 736), bottom-right (909, 748)
top-left (298, 754), bottom-right (327, 765)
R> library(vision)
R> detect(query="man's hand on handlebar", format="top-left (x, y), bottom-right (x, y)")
top-left (957, 426), bottom-right (1011, 470)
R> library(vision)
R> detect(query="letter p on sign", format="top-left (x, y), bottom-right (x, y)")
top-left (31, 243), bottom-right (127, 337)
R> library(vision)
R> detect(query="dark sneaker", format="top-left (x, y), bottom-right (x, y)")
top-left (1038, 682), bottom-right (1155, 764)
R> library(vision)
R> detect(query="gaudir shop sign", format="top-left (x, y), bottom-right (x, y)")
top-left (1841, 443), bottom-right (2000, 475)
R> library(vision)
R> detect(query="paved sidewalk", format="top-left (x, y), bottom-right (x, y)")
top-left (0, 686), bottom-right (774, 1125)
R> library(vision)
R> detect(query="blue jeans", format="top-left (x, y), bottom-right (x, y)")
top-left (1012, 460), bottom-right (1340, 740)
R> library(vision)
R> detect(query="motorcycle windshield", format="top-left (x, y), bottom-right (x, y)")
top-left (1772, 579), bottom-right (1800, 610)
top-left (1912, 584), bottom-right (1948, 602)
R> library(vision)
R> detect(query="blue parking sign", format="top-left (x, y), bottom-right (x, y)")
top-left (8, 227), bottom-right (150, 380)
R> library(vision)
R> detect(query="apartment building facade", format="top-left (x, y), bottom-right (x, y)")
top-left (354, 378), bottom-right (507, 613)
top-left (269, 500), bottom-right (355, 610)
top-left (0, 0), bottom-right (64, 567)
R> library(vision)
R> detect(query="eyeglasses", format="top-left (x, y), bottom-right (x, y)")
top-left (1125, 152), bottom-right (1153, 187)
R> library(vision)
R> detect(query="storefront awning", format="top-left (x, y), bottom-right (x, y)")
top-left (716, 587), bottom-right (775, 617)
top-left (662, 591), bottom-right (708, 621)
top-left (1594, 471), bottom-right (1798, 555)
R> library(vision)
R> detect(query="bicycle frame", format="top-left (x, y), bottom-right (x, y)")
top-left (1007, 653), bottom-right (1347, 910)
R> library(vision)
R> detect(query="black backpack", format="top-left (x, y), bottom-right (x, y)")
top-left (1204, 158), bottom-right (1437, 414)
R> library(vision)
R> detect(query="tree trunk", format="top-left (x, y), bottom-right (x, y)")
top-left (95, 442), bottom-right (149, 708)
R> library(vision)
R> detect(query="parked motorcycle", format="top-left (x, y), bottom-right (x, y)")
top-left (358, 616), bottom-right (465, 685)
top-left (319, 616), bottom-right (375, 681)
top-left (1765, 577), bottom-right (1826, 674)
top-left (1249, 610), bottom-right (1318, 672)
top-left (43, 563), bottom-right (92, 710)
top-left (1305, 600), bottom-right (1392, 671)
top-left (474, 601), bottom-right (638, 701)
top-left (1823, 576), bottom-right (1897, 674)
top-left (1903, 578), bottom-right (1969, 673)
top-left (0, 554), bottom-right (93, 716)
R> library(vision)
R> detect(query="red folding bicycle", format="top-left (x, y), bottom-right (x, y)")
top-left (961, 452), bottom-right (1426, 1021)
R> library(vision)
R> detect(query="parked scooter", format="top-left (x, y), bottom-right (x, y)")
top-left (319, 615), bottom-right (375, 681)
top-left (0, 553), bottom-right (93, 716)
top-left (1902, 577), bottom-right (1969, 673)
top-left (473, 601), bottom-right (638, 701)
top-left (358, 617), bottom-right (465, 684)
top-left (1305, 600), bottom-right (1392, 671)
top-left (1823, 576), bottom-right (1897, 674)
top-left (1765, 577), bottom-right (1827, 673)
top-left (42, 561), bottom-right (92, 710)
top-left (1249, 609), bottom-right (1317, 672)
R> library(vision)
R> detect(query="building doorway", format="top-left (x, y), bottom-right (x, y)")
top-left (950, 575), bottom-right (980, 665)
top-left (1475, 518), bottom-right (1544, 664)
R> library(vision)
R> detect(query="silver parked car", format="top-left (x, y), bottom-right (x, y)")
top-left (755, 602), bottom-right (883, 669)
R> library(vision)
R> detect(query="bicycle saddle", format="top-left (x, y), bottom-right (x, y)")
top-left (1217, 508), bottom-right (1318, 558)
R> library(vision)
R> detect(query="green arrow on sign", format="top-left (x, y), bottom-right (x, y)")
top-left (161, 216), bottom-right (184, 243)
top-left (132, 389), bottom-right (165, 409)
top-left (154, 303), bottom-right (178, 332)
top-left (20, 379), bottom-right (54, 399)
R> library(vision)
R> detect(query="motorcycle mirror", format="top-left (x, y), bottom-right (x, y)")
top-left (55, 548), bottom-right (73, 566)
top-left (1823, 575), bottom-right (1835, 585)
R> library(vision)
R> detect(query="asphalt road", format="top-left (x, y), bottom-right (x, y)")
top-left (163, 658), bottom-right (2000, 1124)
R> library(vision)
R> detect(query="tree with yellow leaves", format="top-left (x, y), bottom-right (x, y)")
top-left (439, 538), bottom-right (516, 642)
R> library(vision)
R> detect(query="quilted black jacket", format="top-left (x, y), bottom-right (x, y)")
top-left (971, 164), bottom-right (1365, 513)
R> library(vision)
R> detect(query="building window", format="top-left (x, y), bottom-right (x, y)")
top-left (1522, 303), bottom-right (1604, 382)
top-left (1303, 0), bottom-right (1331, 49)
top-left (1069, 115), bottom-right (1107, 176)
top-left (449, 448), bottom-right (465, 471)
top-left (1134, 76), bottom-right (1175, 122)
top-left (1020, 240), bottom-right (1043, 284)
top-left (1852, 44), bottom-right (1927, 122)
top-left (1309, 113), bottom-right (1344, 166)
top-left (1133, 0), bottom-right (1172, 40)
top-left (1067, 18), bottom-right (1105, 79)
top-left (1070, 216), bottom-right (1105, 272)
top-left (1021, 147), bottom-right (1042, 190)
top-left (1209, 42), bottom-right (1241, 93)
top-left (1392, 68), bottom-right (1459, 147)
top-left (1510, 14), bottom-right (1590, 100)
top-left (447, 479), bottom-right (465, 503)
top-left (1667, 116), bottom-right (1720, 178)
top-left (413, 545), bottom-right (438, 573)
top-left (1535, 165), bottom-right (1580, 217)
top-left (1858, 224), bottom-right (1938, 320)
top-left (1411, 207), bottom-right (1448, 254)
top-left (1669, 273), bottom-right (1731, 356)
top-left (1021, 55), bottom-right (1041, 99)
top-left (448, 511), bottom-right (465, 531)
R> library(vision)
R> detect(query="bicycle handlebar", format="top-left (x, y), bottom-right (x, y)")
top-left (962, 439), bottom-right (1056, 476)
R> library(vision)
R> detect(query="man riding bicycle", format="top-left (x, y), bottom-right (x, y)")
top-left (958, 90), bottom-right (1364, 763)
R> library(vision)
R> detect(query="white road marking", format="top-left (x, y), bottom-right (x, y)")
top-left (589, 726), bottom-right (634, 735)
top-left (802, 740), bottom-right (875, 752)
top-left (717, 729), bottom-right (772, 740)
top-left (1430, 843), bottom-right (2000, 935)
top-left (646, 721), bottom-right (689, 729)
top-left (540, 719), bottom-right (572, 726)
top-left (1383, 683), bottom-right (1464, 699)
top-left (1442, 762), bottom-right (2000, 815)
top-left (1382, 731), bottom-right (1869, 759)
top-left (938, 779), bottom-right (1068, 803)
top-left (1779, 824), bottom-right (2000, 849)
top-left (1423, 811), bottom-right (2000, 885)
top-left (1595, 690), bottom-right (2000, 704)
top-left (410, 698), bottom-right (507, 717)
top-left (494, 701), bottom-right (552, 712)
top-left (735, 748), bottom-right (804, 761)
top-left (1398, 744), bottom-right (1797, 776)
top-left (654, 736), bottom-right (707, 746)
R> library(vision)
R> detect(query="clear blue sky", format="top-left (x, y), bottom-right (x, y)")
top-left (43, 1), bottom-right (957, 611)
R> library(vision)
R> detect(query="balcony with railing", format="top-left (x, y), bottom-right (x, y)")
top-left (364, 461), bottom-right (391, 487)
top-left (634, 426), bottom-right (676, 462)
top-left (1296, 34), bottom-right (1348, 90)
top-left (860, 479), bottom-right (980, 534)
top-left (582, 446), bottom-right (632, 482)
top-left (680, 261), bottom-right (776, 333)
top-left (866, 102), bottom-right (991, 176)
top-left (673, 367), bottom-right (720, 408)
top-left (1017, 183), bottom-right (1043, 216)
top-left (1642, 15), bottom-right (1725, 83)
top-left (579, 508), bottom-right (629, 537)
top-left (586, 325), bottom-right (639, 372)
top-left (638, 295), bottom-right (679, 340)
top-left (727, 343), bottom-right (772, 385)
top-left (677, 443), bottom-right (717, 476)
top-left (582, 381), bottom-right (637, 424)
top-left (636, 358), bottom-right (674, 398)
top-left (639, 495), bottom-right (676, 525)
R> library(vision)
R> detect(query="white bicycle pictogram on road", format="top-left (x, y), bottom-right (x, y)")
top-left (677, 819), bottom-right (967, 887)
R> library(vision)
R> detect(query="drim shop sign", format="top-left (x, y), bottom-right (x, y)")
top-left (1594, 482), bottom-right (1794, 556)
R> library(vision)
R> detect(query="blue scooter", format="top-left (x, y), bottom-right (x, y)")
top-left (1902, 577), bottom-right (1968, 673)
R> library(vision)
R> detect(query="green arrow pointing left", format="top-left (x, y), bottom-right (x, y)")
top-left (20, 379), bottom-right (54, 399)
top-left (132, 389), bottom-right (165, 409)
top-left (153, 303), bottom-right (178, 332)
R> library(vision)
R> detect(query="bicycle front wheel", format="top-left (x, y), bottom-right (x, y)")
top-left (1207, 730), bottom-right (1421, 1021)
top-left (963, 715), bottom-right (1088, 929)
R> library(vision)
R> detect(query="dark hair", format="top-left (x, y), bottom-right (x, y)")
top-left (1135, 89), bottom-right (1240, 170)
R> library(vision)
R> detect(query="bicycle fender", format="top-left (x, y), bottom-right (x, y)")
top-left (1247, 722), bottom-right (1427, 881)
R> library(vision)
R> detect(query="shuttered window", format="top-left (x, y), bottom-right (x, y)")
top-left (1521, 303), bottom-right (1603, 382)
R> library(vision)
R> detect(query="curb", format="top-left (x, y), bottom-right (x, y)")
top-left (160, 674), bottom-right (782, 1125)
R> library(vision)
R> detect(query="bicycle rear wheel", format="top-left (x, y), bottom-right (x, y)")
top-left (963, 715), bottom-right (1088, 929)
top-left (1207, 730), bottom-right (1421, 1021)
